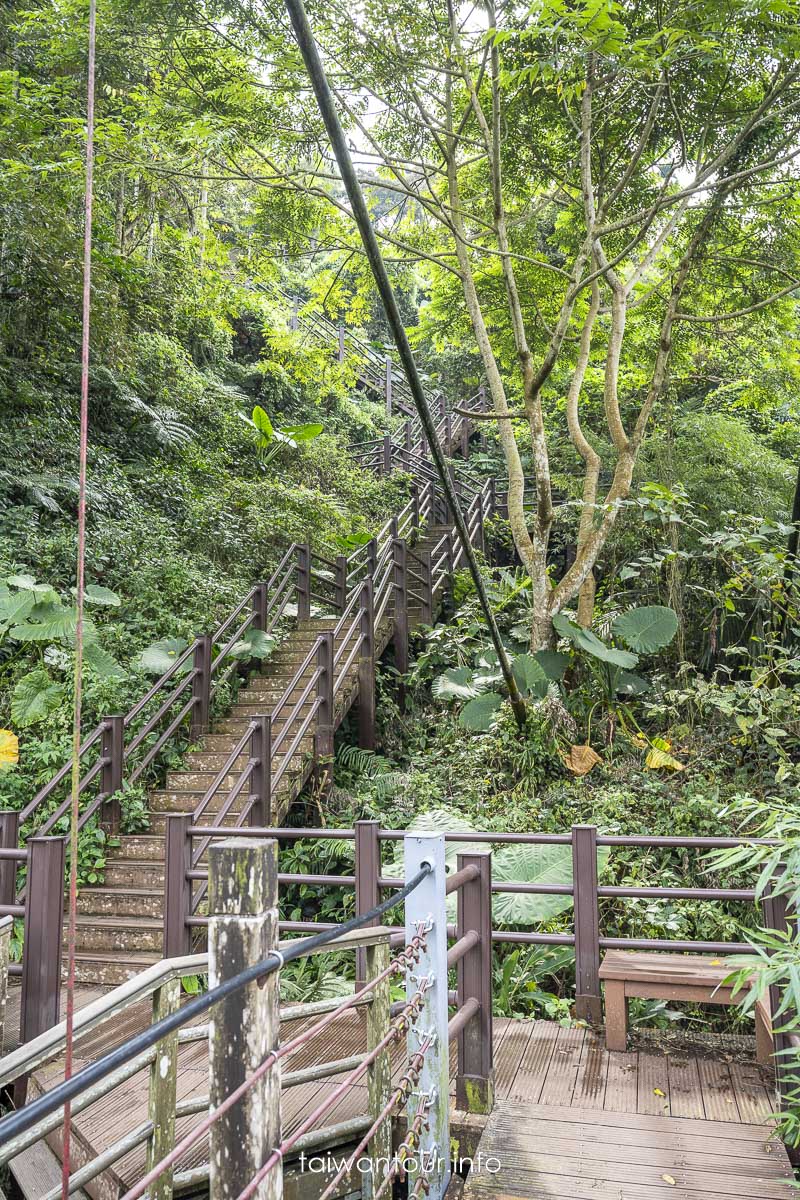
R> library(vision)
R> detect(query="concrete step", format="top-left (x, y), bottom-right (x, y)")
top-left (112, 834), bottom-right (165, 859)
top-left (102, 857), bottom-right (165, 888)
top-left (165, 744), bottom-right (312, 790)
top-left (68, 949), bottom-right (162, 987)
top-left (76, 886), bottom-right (163, 919)
top-left (67, 914), bottom-right (163, 954)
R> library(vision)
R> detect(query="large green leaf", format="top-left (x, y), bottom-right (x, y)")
top-left (612, 605), bottom-right (678, 654)
top-left (11, 668), bottom-right (66, 727)
top-left (553, 612), bottom-right (638, 668)
top-left (512, 653), bottom-right (549, 699)
top-left (432, 667), bottom-right (483, 701)
top-left (11, 608), bottom-right (99, 643)
top-left (83, 641), bottom-right (126, 679)
top-left (382, 809), bottom-right (486, 916)
top-left (0, 590), bottom-right (35, 628)
top-left (492, 842), bottom-right (611, 925)
top-left (459, 692), bottom-right (503, 730)
top-left (251, 405), bottom-right (274, 440)
top-left (616, 670), bottom-right (650, 696)
top-left (136, 637), bottom-right (190, 676)
top-left (82, 584), bottom-right (122, 607)
top-left (228, 629), bottom-right (276, 661)
top-left (534, 649), bottom-right (569, 681)
top-left (280, 422), bottom-right (324, 443)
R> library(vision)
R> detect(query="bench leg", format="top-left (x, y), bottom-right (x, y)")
top-left (604, 981), bottom-right (628, 1052)
top-left (756, 1001), bottom-right (773, 1067)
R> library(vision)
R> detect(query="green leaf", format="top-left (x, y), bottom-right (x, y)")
top-left (11, 668), bottom-right (66, 727)
top-left (460, 692), bottom-right (503, 730)
top-left (6, 574), bottom-right (38, 590)
top-left (11, 607), bottom-right (97, 643)
top-left (0, 590), bottom-right (35, 628)
top-left (512, 653), bottom-right (549, 699)
top-left (616, 671), bottom-right (650, 696)
top-left (251, 405), bottom-right (274, 440)
top-left (83, 641), bottom-right (126, 679)
top-left (280, 422), bottom-right (323, 443)
top-left (432, 667), bottom-right (484, 701)
top-left (492, 842), bottom-right (610, 925)
top-left (228, 629), bottom-right (276, 661)
top-left (136, 637), bottom-right (190, 676)
top-left (534, 649), bottom-right (569, 680)
top-left (553, 612), bottom-right (638, 668)
top-left (82, 584), bottom-right (122, 607)
top-left (612, 606), bottom-right (678, 653)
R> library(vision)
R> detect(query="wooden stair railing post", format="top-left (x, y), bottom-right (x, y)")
top-left (404, 420), bottom-right (412, 471)
top-left (460, 411), bottom-right (470, 458)
top-left (18, 835), bottom-right (65, 1101)
top-left (191, 635), bottom-right (213, 741)
top-left (314, 632), bottom-right (335, 798)
top-left (209, 838), bottom-right (281, 1200)
top-left (0, 916), bottom-right (10, 1058)
top-left (337, 323), bottom-right (346, 362)
top-left (444, 410), bottom-right (453, 456)
top-left (366, 536), bottom-right (378, 580)
top-left (249, 715), bottom-right (272, 827)
top-left (478, 383), bottom-right (487, 449)
top-left (475, 490), bottom-right (485, 553)
top-left (411, 483), bottom-right (420, 535)
top-left (456, 849), bottom-right (494, 1114)
top-left (0, 811), bottom-right (20, 910)
top-left (487, 476), bottom-right (496, 518)
top-left (297, 543), bottom-right (311, 621)
top-left (147, 974), bottom-right (180, 1200)
top-left (385, 353), bottom-right (392, 417)
top-left (365, 933), bottom-right (391, 1199)
top-left (381, 434), bottom-right (392, 477)
top-left (573, 824), bottom-right (602, 1024)
top-left (334, 554), bottom-right (348, 615)
top-left (253, 582), bottom-right (268, 631)
top-left (163, 814), bottom-right (192, 959)
top-left (392, 538), bottom-right (409, 703)
top-left (358, 579), bottom-right (376, 751)
top-left (101, 714), bottom-right (124, 835)
top-left (355, 819), bottom-right (380, 989)
top-left (764, 868), bottom-right (792, 1113)
top-left (421, 550), bottom-right (434, 625)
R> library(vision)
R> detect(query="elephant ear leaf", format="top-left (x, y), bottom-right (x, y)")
top-left (534, 649), bottom-right (569, 681)
top-left (459, 692), bottom-right (503, 731)
top-left (616, 671), bottom-right (650, 696)
top-left (136, 637), bottom-right (190, 676)
top-left (432, 667), bottom-right (483, 701)
top-left (492, 842), bottom-right (611, 924)
top-left (512, 653), bottom-right (549, 699)
top-left (280, 422), bottom-right (323, 443)
top-left (612, 605), bottom-right (678, 653)
top-left (11, 668), bottom-right (66, 727)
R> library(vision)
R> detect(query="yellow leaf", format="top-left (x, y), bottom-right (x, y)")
top-left (661, 1175), bottom-right (676, 1186)
top-left (653, 1087), bottom-right (666, 1097)
top-left (562, 744), bottom-right (602, 776)
top-left (645, 746), bottom-right (685, 772)
top-left (0, 730), bottom-right (19, 771)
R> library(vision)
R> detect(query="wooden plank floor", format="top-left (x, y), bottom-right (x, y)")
top-left (14, 1017), bottom-right (784, 1196)
top-left (462, 1101), bottom-right (793, 1200)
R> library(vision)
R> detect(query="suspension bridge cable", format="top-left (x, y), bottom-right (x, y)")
top-left (61, 0), bottom-right (97, 1195)
top-left (281, 0), bottom-right (526, 729)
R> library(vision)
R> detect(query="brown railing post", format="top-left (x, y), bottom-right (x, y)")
top-left (475, 490), bottom-right (485, 553)
top-left (358, 579), bottom-right (376, 750)
top-left (0, 811), bottom-right (20, 909)
top-left (296, 543), bottom-right (311, 621)
top-left (456, 850), bottom-right (494, 1113)
top-left (404, 420), bottom-right (412, 472)
top-left (366, 536), bottom-right (378, 580)
top-left (411, 483), bottom-right (420, 533)
top-left (421, 549), bottom-right (434, 624)
top-left (191, 635), bottom-right (212, 741)
top-left (163, 813), bottom-right (192, 959)
top-left (385, 353), bottom-right (392, 417)
top-left (101, 713), bottom-right (124, 834)
top-left (209, 838), bottom-right (281, 1200)
top-left (444, 410), bottom-right (453, 455)
top-left (249, 715), bottom-right (272, 827)
top-left (764, 869), bottom-right (792, 1110)
top-left (487, 477), bottom-right (496, 518)
top-left (314, 632), bottom-right (334, 797)
top-left (253, 582), bottom-right (268, 631)
top-left (337, 323), bottom-right (346, 362)
top-left (20, 836), bottom-right (65, 1052)
top-left (478, 383), bottom-right (487, 449)
top-left (355, 819), bottom-right (380, 989)
top-left (381, 434), bottom-right (392, 477)
top-left (460, 412), bottom-right (470, 458)
top-left (573, 824), bottom-right (602, 1024)
top-left (392, 538), bottom-right (409, 686)
top-left (334, 554), bottom-right (348, 615)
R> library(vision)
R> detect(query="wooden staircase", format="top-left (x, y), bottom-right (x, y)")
top-left (67, 527), bottom-right (452, 986)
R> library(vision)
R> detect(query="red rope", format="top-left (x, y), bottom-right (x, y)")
top-left (61, 1), bottom-right (96, 1195)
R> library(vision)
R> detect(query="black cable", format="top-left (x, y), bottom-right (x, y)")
top-left (0, 862), bottom-right (433, 1147)
top-left (282, 0), bottom-right (526, 729)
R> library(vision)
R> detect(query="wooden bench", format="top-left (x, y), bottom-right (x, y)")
top-left (599, 950), bottom-right (773, 1063)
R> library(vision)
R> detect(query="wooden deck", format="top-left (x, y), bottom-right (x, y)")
top-left (11, 1015), bottom-right (790, 1198)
